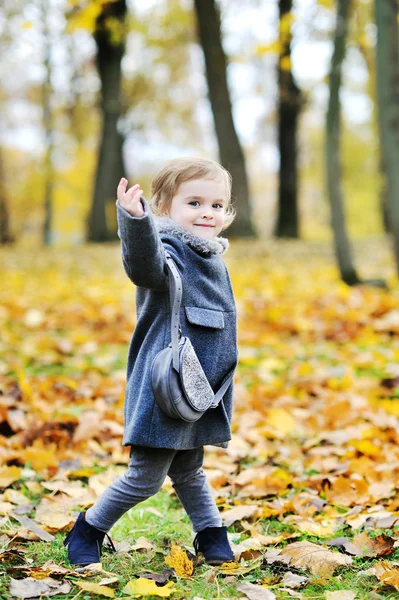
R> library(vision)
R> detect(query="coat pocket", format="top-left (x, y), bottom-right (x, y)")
top-left (184, 306), bottom-right (225, 329)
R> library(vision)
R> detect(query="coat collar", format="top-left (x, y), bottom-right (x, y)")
top-left (154, 215), bottom-right (229, 256)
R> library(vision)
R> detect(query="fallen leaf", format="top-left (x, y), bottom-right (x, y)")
top-left (123, 578), bottom-right (177, 597)
top-left (281, 571), bottom-right (308, 588)
top-left (9, 576), bottom-right (71, 598)
top-left (374, 560), bottom-right (399, 590)
top-left (221, 505), bottom-right (258, 526)
top-left (8, 512), bottom-right (55, 542)
top-left (138, 569), bottom-right (174, 584)
top-left (350, 531), bottom-right (394, 557)
top-left (34, 498), bottom-right (76, 531)
top-left (325, 592), bottom-right (356, 600)
top-left (237, 581), bottom-right (277, 599)
top-left (98, 577), bottom-right (119, 586)
top-left (75, 581), bottom-right (115, 597)
top-left (0, 466), bottom-right (21, 488)
top-left (280, 541), bottom-right (353, 580)
top-left (165, 543), bottom-right (193, 578)
top-left (279, 588), bottom-right (304, 598)
top-left (4, 490), bottom-right (29, 505)
top-left (217, 558), bottom-right (262, 576)
top-left (131, 536), bottom-right (155, 551)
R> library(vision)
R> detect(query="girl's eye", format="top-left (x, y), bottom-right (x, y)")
top-left (188, 201), bottom-right (223, 209)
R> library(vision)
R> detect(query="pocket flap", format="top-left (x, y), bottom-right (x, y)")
top-left (184, 306), bottom-right (225, 329)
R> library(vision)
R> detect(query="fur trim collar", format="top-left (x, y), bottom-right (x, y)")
top-left (154, 216), bottom-right (229, 256)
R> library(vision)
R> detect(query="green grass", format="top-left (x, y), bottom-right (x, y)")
top-left (1, 490), bottom-right (397, 599)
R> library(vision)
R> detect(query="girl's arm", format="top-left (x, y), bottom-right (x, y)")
top-left (116, 195), bottom-right (185, 291)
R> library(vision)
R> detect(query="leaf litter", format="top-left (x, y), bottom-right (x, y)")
top-left (2, 242), bottom-right (399, 596)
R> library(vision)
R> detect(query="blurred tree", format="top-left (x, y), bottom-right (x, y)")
top-left (374, 0), bottom-right (399, 271)
top-left (0, 149), bottom-right (14, 244)
top-left (87, 0), bottom-right (127, 242)
top-left (354, 0), bottom-right (389, 232)
top-left (193, 0), bottom-right (255, 237)
top-left (325, 0), bottom-right (360, 285)
top-left (274, 0), bottom-right (301, 239)
top-left (41, 0), bottom-right (55, 246)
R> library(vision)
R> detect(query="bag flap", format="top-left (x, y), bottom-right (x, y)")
top-left (180, 338), bottom-right (214, 411)
top-left (184, 306), bottom-right (225, 329)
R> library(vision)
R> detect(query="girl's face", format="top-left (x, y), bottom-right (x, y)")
top-left (166, 178), bottom-right (226, 239)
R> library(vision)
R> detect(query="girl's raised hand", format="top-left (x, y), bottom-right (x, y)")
top-left (117, 178), bottom-right (144, 217)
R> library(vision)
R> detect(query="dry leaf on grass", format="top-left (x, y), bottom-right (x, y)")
top-left (280, 571), bottom-right (308, 588)
top-left (278, 588), bottom-right (304, 598)
top-left (123, 578), bottom-right (177, 597)
top-left (165, 543), bottom-right (193, 578)
top-left (75, 580), bottom-right (115, 597)
top-left (138, 569), bottom-right (174, 584)
top-left (325, 591), bottom-right (356, 600)
top-left (221, 504), bottom-right (258, 526)
top-left (8, 512), bottom-right (55, 542)
top-left (0, 466), bottom-right (21, 488)
top-left (131, 536), bottom-right (155, 551)
top-left (237, 581), bottom-right (277, 599)
top-left (374, 560), bottom-right (399, 590)
top-left (9, 576), bottom-right (71, 598)
top-left (350, 532), bottom-right (394, 557)
top-left (217, 558), bottom-right (262, 576)
top-left (98, 577), bottom-right (119, 587)
top-left (279, 541), bottom-right (353, 580)
top-left (35, 499), bottom-right (76, 531)
top-left (4, 489), bottom-right (29, 505)
top-left (328, 532), bottom-right (394, 557)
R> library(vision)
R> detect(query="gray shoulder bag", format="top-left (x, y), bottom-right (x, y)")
top-left (151, 251), bottom-right (235, 422)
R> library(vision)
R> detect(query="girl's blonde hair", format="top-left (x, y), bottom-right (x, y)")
top-left (149, 157), bottom-right (236, 230)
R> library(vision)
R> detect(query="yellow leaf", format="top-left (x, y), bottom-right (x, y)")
top-left (255, 42), bottom-right (281, 57)
top-left (123, 578), bottom-right (176, 597)
top-left (267, 408), bottom-right (296, 435)
top-left (280, 12), bottom-right (294, 36)
top-left (279, 56), bottom-right (292, 72)
top-left (76, 581), bottom-right (115, 597)
top-left (165, 543), bottom-right (193, 578)
top-left (0, 466), bottom-right (21, 488)
top-left (22, 441), bottom-right (58, 471)
top-left (351, 439), bottom-right (381, 457)
top-left (66, 4), bottom-right (102, 33)
top-left (217, 558), bottom-right (262, 576)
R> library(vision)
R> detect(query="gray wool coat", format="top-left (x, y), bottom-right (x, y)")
top-left (115, 196), bottom-right (239, 450)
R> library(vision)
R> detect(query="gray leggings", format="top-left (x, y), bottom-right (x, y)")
top-left (85, 446), bottom-right (222, 534)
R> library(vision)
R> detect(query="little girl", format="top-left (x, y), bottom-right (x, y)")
top-left (64, 157), bottom-right (239, 567)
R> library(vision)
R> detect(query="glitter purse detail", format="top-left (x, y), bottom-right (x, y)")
top-left (151, 251), bottom-right (235, 422)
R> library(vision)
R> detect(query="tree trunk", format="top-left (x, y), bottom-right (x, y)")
top-left (193, 0), bottom-right (254, 238)
top-left (374, 0), bottom-right (399, 271)
top-left (87, 0), bottom-right (127, 242)
top-left (0, 149), bottom-right (14, 244)
top-left (355, 4), bottom-right (389, 232)
top-left (41, 0), bottom-right (54, 246)
top-left (274, 0), bottom-right (301, 238)
top-left (325, 0), bottom-right (360, 285)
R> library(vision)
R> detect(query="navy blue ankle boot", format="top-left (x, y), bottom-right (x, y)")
top-left (63, 512), bottom-right (115, 566)
top-left (193, 526), bottom-right (235, 565)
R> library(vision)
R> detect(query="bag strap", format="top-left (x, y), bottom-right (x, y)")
top-left (164, 251), bottom-right (182, 371)
top-left (164, 251), bottom-right (235, 407)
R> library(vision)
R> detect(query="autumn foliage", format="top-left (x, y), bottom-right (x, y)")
top-left (2, 239), bottom-right (399, 598)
